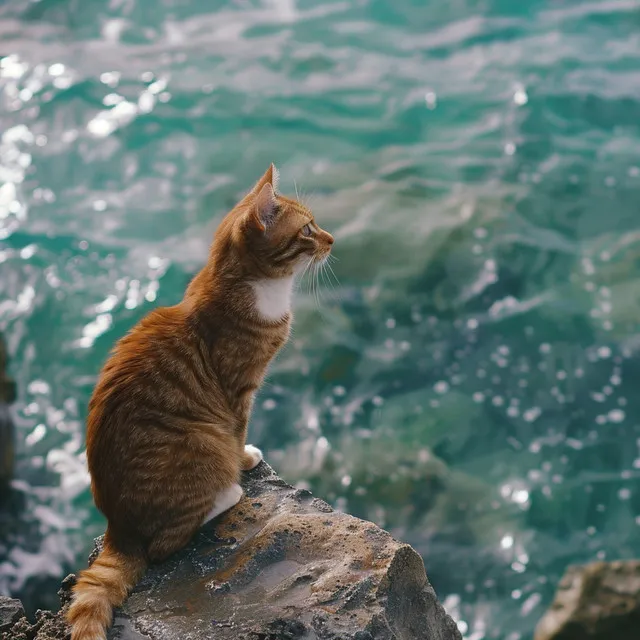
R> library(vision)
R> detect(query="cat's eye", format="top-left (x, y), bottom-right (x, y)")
top-left (301, 224), bottom-right (313, 237)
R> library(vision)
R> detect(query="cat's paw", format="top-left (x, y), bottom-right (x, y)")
top-left (242, 444), bottom-right (263, 470)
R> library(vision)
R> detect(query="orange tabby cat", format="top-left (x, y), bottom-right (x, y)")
top-left (66, 164), bottom-right (334, 640)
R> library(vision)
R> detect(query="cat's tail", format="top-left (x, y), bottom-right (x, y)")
top-left (66, 533), bottom-right (146, 640)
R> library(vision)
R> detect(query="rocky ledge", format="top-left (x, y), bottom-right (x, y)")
top-left (0, 461), bottom-right (462, 640)
top-left (535, 560), bottom-right (640, 640)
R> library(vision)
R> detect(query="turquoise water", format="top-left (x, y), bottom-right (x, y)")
top-left (2, 0), bottom-right (640, 636)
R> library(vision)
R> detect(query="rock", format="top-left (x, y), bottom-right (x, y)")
top-left (0, 578), bottom-right (75, 639)
top-left (0, 403), bottom-right (14, 494)
top-left (0, 462), bottom-right (460, 639)
top-left (0, 597), bottom-right (25, 633)
top-left (0, 334), bottom-right (16, 494)
top-left (109, 461), bottom-right (461, 639)
top-left (0, 336), bottom-right (15, 404)
top-left (535, 560), bottom-right (640, 640)
top-left (2, 608), bottom-right (70, 640)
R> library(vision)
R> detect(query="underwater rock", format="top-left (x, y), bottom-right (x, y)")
top-left (0, 462), bottom-right (461, 640)
top-left (535, 560), bottom-right (640, 640)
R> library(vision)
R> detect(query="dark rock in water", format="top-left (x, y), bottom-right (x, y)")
top-left (0, 334), bottom-right (16, 495)
top-left (0, 597), bottom-right (25, 633)
top-left (0, 463), bottom-right (461, 640)
top-left (535, 560), bottom-right (640, 640)
top-left (0, 404), bottom-right (14, 494)
top-left (0, 336), bottom-right (15, 405)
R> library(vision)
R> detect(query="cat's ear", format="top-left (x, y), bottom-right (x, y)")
top-left (250, 163), bottom-right (280, 195)
top-left (249, 182), bottom-right (278, 232)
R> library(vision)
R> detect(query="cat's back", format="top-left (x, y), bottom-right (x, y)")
top-left (98, 303), bottom-right (190, 384)
top-left (87, 303), bottom-right (211, 435)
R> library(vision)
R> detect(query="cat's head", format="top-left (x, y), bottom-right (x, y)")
top-left (227, 164), bottom-right (334, 278)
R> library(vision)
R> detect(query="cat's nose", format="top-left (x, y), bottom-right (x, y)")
top-left (326, 233), bottom-right (334, 245)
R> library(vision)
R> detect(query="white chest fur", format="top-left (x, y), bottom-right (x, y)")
top-left (251, 277), bottom-right (294, 322)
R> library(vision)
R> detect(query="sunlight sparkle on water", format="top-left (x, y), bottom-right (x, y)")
top-left (501, 535), bottom-right (514, 550)
top-left (513, 86), bottom-right (528, 106)
top-left (78, 313), bottom-right (113, 349)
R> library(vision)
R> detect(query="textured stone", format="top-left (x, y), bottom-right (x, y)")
top-left (0, 463), bottom-right (461, 640)
top-left (0, 597), bottom-right (25, 633)
top-left (108, 461), bottom-right (461, 639)
top-left (535, 560), bottom-right (640, 640)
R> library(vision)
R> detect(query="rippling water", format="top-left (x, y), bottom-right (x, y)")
top-left (2, 0), bottom-right (640, 636)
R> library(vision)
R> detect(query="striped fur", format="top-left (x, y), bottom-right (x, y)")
top-left (67, 536), bottom-right (145, 640)
top-left (66, 164), bottom-right (334, 639)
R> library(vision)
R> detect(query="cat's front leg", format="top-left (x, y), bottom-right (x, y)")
top-left (241, 444), bottom-right (263, 470)
top-left (236, 415), bottom-right (263, 470)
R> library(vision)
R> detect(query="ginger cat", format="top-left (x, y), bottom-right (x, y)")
top-left (67, 164), bottom-right (334, 640)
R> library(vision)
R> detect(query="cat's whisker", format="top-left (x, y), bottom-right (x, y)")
top-left (325, 258), bottom-right (340, 289)
top-left (312, 263), bottom-right (319, 308)
top-left (299, 256), bottom-right (313, 282)
top-left (299, 257), bottom-right (315, 297)
top-left (301, 257), bottom-right (319, 303)
top-left (318, 266), bottom-right (331, 306)
top-left (321, 260), bottom-right (343, 308)
top-left (299, 187), bottom-right (316, 209)
top-left (313, 262), bottom-right (323, 311)
top-left (316, 262), bottom-right (340, 324)
top-left (319, 263), bottom-right (333, 301)
top-left (308, 262), bottom-right (317, 300)
top-left (319, 260), bottom-right (333, 294)
top-left (326, 254), bottom-right (341, 287)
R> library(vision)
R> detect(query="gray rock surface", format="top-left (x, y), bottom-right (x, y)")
top-left (535, 560), bottom-right (640, 640)
top-left (0, 462), bottom-right (461, 640)
top-left (0, 577), bottom-right (74, 640)
top-left (0, 597), bottom-right (25, 633)
top-left (109, 461), bottom-right (461, 639)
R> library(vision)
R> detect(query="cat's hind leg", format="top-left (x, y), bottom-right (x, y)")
top-left (202, 483), bottom-right (243, 524)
